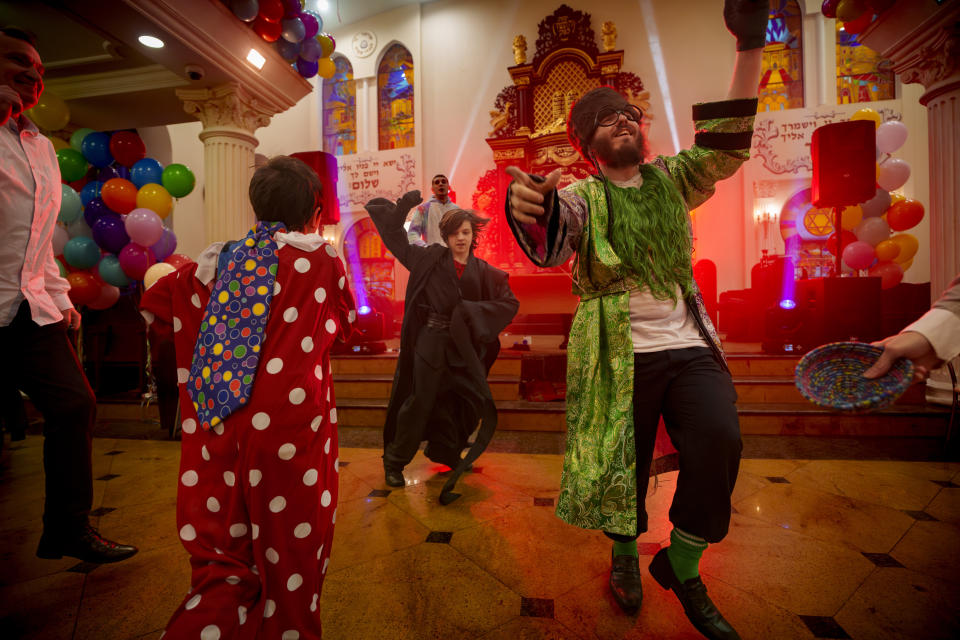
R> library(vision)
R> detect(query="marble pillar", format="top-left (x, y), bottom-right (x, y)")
top-left (176, 83), bottom-right (274, 244)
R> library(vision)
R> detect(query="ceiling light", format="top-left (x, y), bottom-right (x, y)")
top-left (138, 35), bottom-right (164, 49)
top-left (315, 0), bottom-right (330, 11)
top-left (247, 48), bottom-right (266, 70)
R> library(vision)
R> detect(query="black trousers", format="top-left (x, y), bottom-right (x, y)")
top-left (605, 347), bottom-right (742, 544)
top-left (0, 301), bottom-right (96, 535)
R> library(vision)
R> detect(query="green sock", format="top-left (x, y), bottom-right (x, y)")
top-left (612, 539), bottom-right (638, 557)
top-left (666, 528), bottom-right (708, 582)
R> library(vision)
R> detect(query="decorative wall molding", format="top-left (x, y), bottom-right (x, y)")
top-left (45, 64), bottom-right (187, 100)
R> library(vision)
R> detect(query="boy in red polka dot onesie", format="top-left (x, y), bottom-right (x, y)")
top-left (140, 156), bottom-right (355, 639)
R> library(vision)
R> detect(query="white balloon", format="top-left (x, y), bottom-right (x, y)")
top-left (53, 224), bottom-right (69, 255)
top-left (877, 158), bottom-right (910, 192)
top-left (144, 262), bottom-right (176, 289)
top-left (876, 120), bottom-right (908, 154)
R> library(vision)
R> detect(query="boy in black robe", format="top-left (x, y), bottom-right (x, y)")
top-left (365, 191), bottom-right (518, 503)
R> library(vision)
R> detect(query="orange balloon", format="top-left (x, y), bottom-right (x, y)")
top-left (840, 204), bottom-right (863, 230)
top-left (136, 183), bottom-right (173, 218)
top-left (874, 239), bottom-right (901, 262)
top-left (890, 233), bottom-right (919, 263)
top-left (100, 178), bottom-right (138, 214)
top-left (899, 257), bottom-right (913, 271)
top-left (886, 199), bottom-right (924, 231)
top-left (868, 260), bottom-right (904, 289)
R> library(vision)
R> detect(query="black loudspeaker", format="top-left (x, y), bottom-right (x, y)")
top-left (290, 151), bottom-right (340, 224)
top-left (811, 121), bottom-right (876, 208)
top-left (795, 276), bottom-right (883, 346)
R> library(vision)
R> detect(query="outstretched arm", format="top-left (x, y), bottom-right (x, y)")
top-left (364, 190), bottom-right (426, 271)
top-left (724, 0), bottom-right (767, 99)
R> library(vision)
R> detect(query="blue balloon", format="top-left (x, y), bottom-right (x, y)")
top-left (281, 16), bottom-right (305, 43)
top-left (276, 39), bottom-right (301, 61)
top-left (80, 131), bottom-right (114, 168)
top-left (230, 0), bottom-right (258, 22)
top-left (59, 184), bottom-right (82, 224)
top-left (63, 236), bottom-right (101, 269)
top-left (98, 254), bottom-right (132, 287)
top-left (84, 197), bottom-right (113, 228)
top-left (117, 165), bottom-right (130, 180)
top-left (80, 180), bottom-right (103, 207)
top-left (130, 158), bottom-right (164, 188)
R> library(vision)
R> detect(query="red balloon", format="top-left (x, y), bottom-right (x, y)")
top-left (109, 131), bottom-right (146, 168)
top-left (87, 284), bottom-right (121, 310)
top-left (886, 199), bottom-right (924, 231)
top-left (165, 253), bottom-right (194, 270)
top-left (868, 260), bottom-right (904, 289)
top-left (67, 271), bottom-right (101, 306)
top-left (825, 229), bottom-right (857, 256)
top-left (101, 178), bottom-right (138, 214)
top-left (843, 11), bottom-right (874, 35)
top-left (821, 0), bottom-right (840, 18)
top-left (258, 0), bottom-right (285, 23)
top-left (253, 16), bottom-right (282, 42)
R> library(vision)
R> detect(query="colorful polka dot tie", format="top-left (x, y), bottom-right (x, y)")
top-left (188, 221), bottom-right (286, 431)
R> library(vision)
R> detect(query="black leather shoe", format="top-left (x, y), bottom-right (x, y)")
top-left (37, 524), bottom-right (138, 564)
top-left (609, 553), bottom-right (643, 614)
top-left (384, 466), bottom-right (406, 487)
top-left (649, 548), bottom-right (740, 640)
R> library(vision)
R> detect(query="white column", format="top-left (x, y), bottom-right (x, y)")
top-left (177, 83), bottom-right (274, 243)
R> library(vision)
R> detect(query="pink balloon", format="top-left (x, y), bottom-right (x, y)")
top-left (124, 207), bottom-right (164, 246)
top-left (868, 260), bottom-right (904, 289)
top-left (854, 216), bottom-right (890, 247)
top-left (118, 243), bottom-right (156, 280)
top-left (877, 158), bottom-right (911, 191)
top-left (876, 120), bottom-right (907, 154)
top-left (87, 284), bottom-right (121, 310)
top-left (53, 225), bottom-right (69, 255)
top-left (842, 240), bottom-right (876, 270)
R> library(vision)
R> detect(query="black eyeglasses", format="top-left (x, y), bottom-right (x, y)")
top-left (595, 105), bottom-right (642, 127)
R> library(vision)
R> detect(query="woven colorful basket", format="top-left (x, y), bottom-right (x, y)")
top-left (794, 341), bottom-right (914, 412)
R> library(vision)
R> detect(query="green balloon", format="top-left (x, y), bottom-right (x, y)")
top-left (57, 148), bottom-right (88, 182)
top-left (161, 163), bottom-right (196, 198)
top-left (69, 127), bottom-right (95, 152)
top-left (55, 258), bottom-right (66, 278)
top-left (58, 183), bottom-right (82, 223)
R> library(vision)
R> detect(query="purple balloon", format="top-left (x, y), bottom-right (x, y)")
top-left (299, 37), bottom-right (321, 62)
top-left (125, 207), bottom-right (164, 246)
top-left (84, 197), bottom-right (113, 228)
top-left (98, 165), bottom-right (122, 182)
top-left (230, 0), bottom-right (258, 22)
top-left (283, 0), bottom-right (302, 18)
top-left (92, 212), bottom-right (131, 254)
top-left (116, 165), bottom-right (130, 180)
top-left (296, 57), bottom-right (318, 78)
top-left (276, 38), bottom-right (301, 61)
top-left (301, 11), bottom-right (320, 39)
top-left (118, 243), bottom-right (156, 281)
top-left (150, 227), bottom-right (178, 261)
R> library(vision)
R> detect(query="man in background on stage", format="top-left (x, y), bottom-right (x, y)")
top-left (407, 173), bottom-right (458, 246)
top-left (0, 26), bottom-right (137, 564)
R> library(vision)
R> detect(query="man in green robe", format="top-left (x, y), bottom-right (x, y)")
top-left (504, 2), bottom-right (768, 638)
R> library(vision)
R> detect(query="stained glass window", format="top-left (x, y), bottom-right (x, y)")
top-left (377, 44), bottom-right (414, 150)
top-left (836, 21), bottom-right (895, 104)
top-left (758, 0), bottom-right (804, 112)
top-left (322, 56), bottom-right (356, 156)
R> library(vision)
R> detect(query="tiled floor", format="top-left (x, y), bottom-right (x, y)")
top-left (1, 435), bottom-right (959, 639)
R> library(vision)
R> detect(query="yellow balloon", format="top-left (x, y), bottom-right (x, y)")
top-left (840, 204), bottom-right (863, 230)
top-left (48, 135), bottom-right (69, 151)
top-left (889, 192), bottom-right (906, 206)
top-left (851, 107), bottom-right (882, 129)
top-left (25, 90), bottom-right (70, 131)
top-left (874, 239), bottom-right (901, 262)
top-left (136, 183), bottom-right (173, 218)
top-left (899, 258), bottom-right (913, 271)
top-left (143, 262), bottom-right (176, 290)
top-left (890, 233), bottom-right (919, 263)
top-left (317, 57), bottom-right (336, 79)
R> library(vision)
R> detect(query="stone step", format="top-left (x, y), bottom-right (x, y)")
top-left (331, 353), bottom-right (522, 377)
top-left (333, 374), bottom-right (521, 401)
top-left (336, 398), bottom-right (566, 431)
top-left (725, 354), bottom-right (801, 378)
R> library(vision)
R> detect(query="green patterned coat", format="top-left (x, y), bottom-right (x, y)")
top-left (507, 98), bottom-right (757, 535)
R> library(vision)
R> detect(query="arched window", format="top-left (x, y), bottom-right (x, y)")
top-left (836, 21), bottom-right (895, 104)
top-left (377, 44), bottom-right (414, 150)
top-left (758, 0), bottom-right (804, 112)
top-left (322, 56), bottom-right (356, 156)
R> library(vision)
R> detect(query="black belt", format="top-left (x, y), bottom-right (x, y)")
top-left (426, 311), bottom-right (450, 330)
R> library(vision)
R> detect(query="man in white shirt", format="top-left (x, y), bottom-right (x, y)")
top-left (0, 26), bottom-right (136, 564)
top-left (406, 173), bottom-right (458, 246)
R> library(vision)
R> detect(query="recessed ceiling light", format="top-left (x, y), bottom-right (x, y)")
top-left (138, 35), bottom-right (164, 49)
top-left (247, 48), bottom-right (266, 70)
top-left (315, 0), bottom-right (329, 11)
